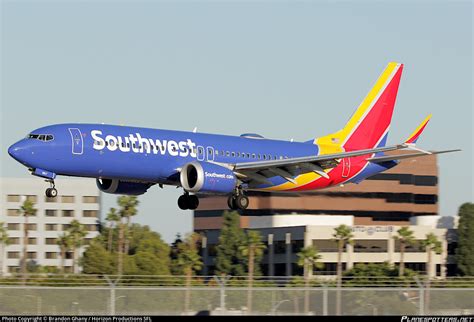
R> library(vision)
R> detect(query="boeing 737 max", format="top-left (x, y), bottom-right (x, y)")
top-left (8, 62), bottom-right (460, 210)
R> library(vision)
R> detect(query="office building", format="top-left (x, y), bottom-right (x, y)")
top-left (0, 178), bottom-right (100, 274)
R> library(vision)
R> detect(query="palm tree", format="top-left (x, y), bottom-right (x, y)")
top-left (67, 220), bottom-right (87, 274)
top-left (176, 233), bottom-right (202, 313)
top-left (239, 230), bottom-right (266, 314)
top-left (18, 199), bottom-right (36, 280)
top-left (421, 233), bottom-right (442, 313)
top-left (105, 208), bottom-right (119, 253)
top-left (0, 222), bottom-right (10, 277)
top-left (56, 233), bottom-right (72, 273)
top-left (332, 224), bottom-right (354, 315)
top-left (297, 245), bottom-right (323, 314)
top-left (118, 196), bottom-right (139, 255)
top-left (394, 226), bottom-right (416, 276)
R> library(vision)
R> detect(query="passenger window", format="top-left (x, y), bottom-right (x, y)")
top-left (247, 153), bottom-right (250, 158)
top-left (263, 155), bottom-right (266, 160)
top-left (226, 151), bottom-right (230, 157)
top-left (231, 152), bottom-right (235, 157)
top-left (215, 150), bottom-right (219, 155)
top-left (252, 153), bottom-right (256, 159)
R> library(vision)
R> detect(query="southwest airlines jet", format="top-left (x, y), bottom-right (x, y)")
top-left (8, 62), bottom-right (459, 210)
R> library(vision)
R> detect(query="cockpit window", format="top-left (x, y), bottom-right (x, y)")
top-left (27, 133), bottom-right (54, 141)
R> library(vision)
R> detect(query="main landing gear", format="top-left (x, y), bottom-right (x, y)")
top-left (45, 180), bottom-right (58, 198)
top-left (178, 192), bottom-right (199, 210)
top-left (227, 189), bottom-right (249, 210)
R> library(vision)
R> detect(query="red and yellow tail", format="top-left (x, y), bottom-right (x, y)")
top-left (315, 62), bottom-right (404, 153)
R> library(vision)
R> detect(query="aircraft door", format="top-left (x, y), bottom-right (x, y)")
top-left (206, 147), bottom-right (215, 162)
top-left (197, 146), bottom-right (205, 161)
top-left (342, 157), bottom-right (351, 178)
top-left (68, 128), bottom-right (83, 155)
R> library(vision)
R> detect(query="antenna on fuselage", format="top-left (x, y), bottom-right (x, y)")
top-left (192, 127), bottom-right (197, 133)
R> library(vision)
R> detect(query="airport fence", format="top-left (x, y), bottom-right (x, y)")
top-left (0, 275), bottom-right (473, 315)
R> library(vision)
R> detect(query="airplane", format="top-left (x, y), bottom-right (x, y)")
top-left (8, 62), bottom-right (460, 211)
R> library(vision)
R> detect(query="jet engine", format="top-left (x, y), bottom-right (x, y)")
top-left (96, 178), bottom-right (152, 195)
top-left (180, 161), bottom-right (237, 194)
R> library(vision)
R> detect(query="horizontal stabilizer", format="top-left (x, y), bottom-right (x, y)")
top-left (367, 149), bottom-right (461, 163)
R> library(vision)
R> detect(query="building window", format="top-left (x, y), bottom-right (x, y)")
top-left (274, 240), bottom-right (287, 254)
top-left (26, 224), bottom-right (37, 231)
top-left (83, 210), bottom-right (98, 218)
top-left (86, 224), bottom-right (96, 232)
top-left (313, 240), bottom-right (340, 252)
top-left (395, 240), bottom-right (423, 253)
top-left (7, 195), bottom-right (20, 202)
top-left (62, 224), bottom-right (71, 231)
top-left (61, 196), bottom-right (75, 203)
top-left (46, 238), bottom-right (57, 245)
top-left (45, 252), bottom-right (58, 259)
top-left (45, 224), bottom-right (57, 231)
top-left (45, 196), bottom-right (57, 203)
top-left (7, 252), bottom-right (20, 259)
top-left (7, 223), bottom-right (20, 230)
top-left (45, 210), bottom-right (57, 217)
top-left (291, 240), bottom-right (304, 254)
top-left (353, 240), bottom-right (388, 253)
top-left (27, 252), bottom-right (37, 259)
top-left (62, 210), bottom-right (74, 217)
top-left (7, 209), bottom-right (19, 216)
top-left (28, 238), bottom-right (37, 245)
top-left (8, 267), bottom-right (20, 273)
top-left (83, 196), bottom-right (98, 203)
top-left (8, 237), bottom-right (20, 244)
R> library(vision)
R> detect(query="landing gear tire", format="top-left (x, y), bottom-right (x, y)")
top-left (188, 195), bottom-right (199, 210)
top-left (227, 195), bottom-right (238, 210)
top-left (178, 193), bottom-right (200, 210)
top-left (45, 187), bottom-right (58, 198)
top-left (235, 195), bottom-right (249, 210)
top-left (178, 195), bottom-right (189, 210)
top-left (227, 194), bottom-right (248, 210)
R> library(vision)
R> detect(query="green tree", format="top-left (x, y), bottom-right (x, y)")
top-left (239, 230), bottom-right (266, 314)
top-left (117, 196), bottom-right (139, 275)
top-left (18, 199), bottom-right (36, 280)
top-left (421, 232), bottom-right (442, 314)
top-left (0, 222), bottom-right (10, 277)
top-left (394, 227), bottom-right (416, 276)
top-left (81, 241), bottom-right (114, 274)
top-left (455, 203), bottom-right (474, 275)
top-left (56, 233), bottom-right (72, 273)
top-left (129, 224), bottom-right (171, 275)
top-left (118, 196), bottom-right (139, 255)
top-left (67, 220), bottom-right (87, 274)
top-left (105, 208), bottom-right (120, 253)
top-left (175, 233), bottom-right (202, 313)
top-left (333, 224), bottom-right (354, 315)
top-left (170, 233), bottom-right (183, 275)
top-left (297, 246), bottom-right (323, 314)
top-left (215, 211), bottom-right (246, 276)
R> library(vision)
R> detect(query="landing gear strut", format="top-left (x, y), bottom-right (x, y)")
top-left (227, 188), bottom-right (249, 210)
top-left (45, 179), bottom-right (58, 198)
top-left (178, 192), bottom-right (199, 210)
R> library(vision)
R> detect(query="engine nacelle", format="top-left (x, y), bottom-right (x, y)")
top-left (96, 178), bottom-right (151, 196)
top-left (180, 161), bottom-right (237, 194)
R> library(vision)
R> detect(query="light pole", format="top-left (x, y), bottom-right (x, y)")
top-left (25, 295), bottom-right (41, 315)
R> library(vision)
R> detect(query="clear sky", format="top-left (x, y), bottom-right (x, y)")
top-left (1, 1), bottom-right (472, 243)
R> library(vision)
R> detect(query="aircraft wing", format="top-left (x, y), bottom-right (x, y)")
top-left (230, 144), bottom-right (408, 185)
top-left (366, 149), bottom-right (461, 163)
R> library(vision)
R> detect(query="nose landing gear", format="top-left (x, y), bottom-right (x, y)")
top-left (45, 180), bottom-right (58, 198)
top-left (178, 192), bottom-right (199, 210)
